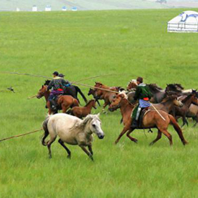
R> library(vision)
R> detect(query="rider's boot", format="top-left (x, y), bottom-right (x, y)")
top-left (51, 100), bottom-right (57, 111)
top-left (131, 119), bottom-right (138, 128)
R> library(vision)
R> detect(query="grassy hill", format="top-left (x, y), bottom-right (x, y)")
top-left (1, 9), bottom-right (198, 197)
top-left (1, 0), bottom-right (198, 11)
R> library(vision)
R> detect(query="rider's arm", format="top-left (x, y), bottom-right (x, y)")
top-left (62, 79), bottom-right (71, 86)
top-left (47, 80), bottom-right (54, 91)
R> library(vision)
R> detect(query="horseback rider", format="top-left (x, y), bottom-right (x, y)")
top-left (58, 73), bottom-right (71, 93)
top-left (47, 71), bottom-right (70, 110)
top-left (132, 77), bottom-right (152, 128)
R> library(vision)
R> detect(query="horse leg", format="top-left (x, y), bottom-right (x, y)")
top-left (61, 104), bottom-right (70, 113)
top-left (181, 116), bottom-right (188, 127)
top-left (193, 116), bottom-right (198, 127)
top-left (102, 102), bottom-right (108, 114)
top-left (149, 130), bottom-right (162, 146)
top-left (58, 139), bottom-right (71, 159)
top-left (80, 146), bottom-right (93, 161)
top-left (88, 144), bottom-right (93, 155)
top-left (115, 125), bottom-right (130, 144)
top-left (47, 137), bottom-right (57, 158)
top-left (126, 128), bottom-right (138, 143)
top-left (159, 128), bottom-right (172, 146)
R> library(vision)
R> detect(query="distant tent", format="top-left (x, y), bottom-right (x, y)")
top-left (62, 6), bottom-right (67, 11)
top-left (167, 11), bottom-right (198, 33)
top-left (72, 7), bottom-right (77, 11)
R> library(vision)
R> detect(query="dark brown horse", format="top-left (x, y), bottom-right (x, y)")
top-left (68, 99), bottom-right (97, 118)
top-left (88, 88), bottom-right (101, 106)
top-left (151, 94), bottom-right (183, 113)
top-left (108, 94), bottom-right (188, 146)
top-left (37, 85), bottom-right (79, 114)
top-left (173, 91), bottom-right (198, 126)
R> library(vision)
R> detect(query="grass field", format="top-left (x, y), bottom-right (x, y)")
top-left (1, 9), bottom-right (198, 198)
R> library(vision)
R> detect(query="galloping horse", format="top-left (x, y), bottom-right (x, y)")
top-left (37, 85), bottom-right (79, 114)
top-left (44, 80), bottom-right (87, 103)
top-left (68, 99), bottom-right (97, 118)
top-left (108, 94), bottom-right (188, 146)
top-left (173, 90), bottom-right (198, 126)
top-left (93, 82), bottom-right (118, 111)
top-left (42, 113), bottom-right (104, 160)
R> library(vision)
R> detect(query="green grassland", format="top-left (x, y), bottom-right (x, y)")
top-left (1, 9), bottom-right (198, 198)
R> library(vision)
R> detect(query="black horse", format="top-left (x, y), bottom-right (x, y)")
top-left (44, 80), bottom-right (87, 103)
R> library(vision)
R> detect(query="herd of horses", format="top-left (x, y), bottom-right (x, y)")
top-left (36, 79), bottom-right (198, 159)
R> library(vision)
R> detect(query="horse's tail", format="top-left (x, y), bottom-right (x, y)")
top-left (74, 86), bottom-right (87, 103)
top-left (169, 114), bottom-right (188, 145)
top-left (42, 116), bottom-right (50, 146)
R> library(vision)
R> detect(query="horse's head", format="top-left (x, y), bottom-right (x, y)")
top-left (84, 114), bottom-right (104, 139)
top-left (127, 80), bottom-right (137, 91)
top-left (92, 100), bottom-right (97, 109)
top-left (88, 88), bottom-right (95, 96)
top-left (191, 90), bottom-right (198, 105)
top-left (108, 94), bottom-right (124, 112)
top-left (37, 85), bottom-right (48, 99)
top-left (44, 80), bottom-right (51, 85)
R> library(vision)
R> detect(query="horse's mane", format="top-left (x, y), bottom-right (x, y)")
top-left (44, 80), bottom-right (51, 85)
top-left (147, 84), bottom-right (163, 93)
top-left (161, 95), bottom-right (176, 104)
top-left (79, 114), bottom-right (100, 127)
top-left (181, 93), bottom-right (193, 103)
top-left (166, 84), bottom-right (184, 92)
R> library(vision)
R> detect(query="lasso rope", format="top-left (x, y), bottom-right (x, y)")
top-left (0, 128), bottom-right (43, 142)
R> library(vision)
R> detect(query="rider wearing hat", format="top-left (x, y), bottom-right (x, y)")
top-left (47, 71), bottom-right (70, 110)
top-left (132, 77), bottom-right (152, 128)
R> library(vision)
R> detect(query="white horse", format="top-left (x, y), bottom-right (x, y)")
top-left (42, 113), bottom-right (104, 160)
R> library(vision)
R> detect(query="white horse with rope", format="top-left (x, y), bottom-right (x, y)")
top-left (42, 113), bottom-right (104, 160)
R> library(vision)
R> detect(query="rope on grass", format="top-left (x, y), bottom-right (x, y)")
top-left (0, 128), bottom-right (43, 142)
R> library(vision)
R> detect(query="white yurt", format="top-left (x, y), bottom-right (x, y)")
top-left (167, 11), bottom-right (198, 33)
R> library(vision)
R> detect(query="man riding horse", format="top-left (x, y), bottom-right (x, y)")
top-left (47, 71), bottom-right (70, 110)
top-left (132, 77), bottom-right (152, 128)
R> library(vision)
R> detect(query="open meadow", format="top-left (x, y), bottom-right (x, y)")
top-left (1, 9), bottom-right (198, 197)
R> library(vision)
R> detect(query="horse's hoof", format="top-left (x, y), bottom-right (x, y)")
top-left (89, 155), bottom-right (94, 161)
top-left (67, 155), bottom-right (71, 159)
top-left (134, 139), bottom-right (138, 144)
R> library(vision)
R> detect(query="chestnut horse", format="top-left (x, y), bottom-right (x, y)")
top-left (94, 82), bottom-right (118, 111)
top-left (108, 94), bottom-right (188, 146)
top-left (68, 99), bottom-right (97, 118)
top-left (37, 85), bottom-right (79, 114)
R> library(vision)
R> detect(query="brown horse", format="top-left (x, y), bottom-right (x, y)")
top-left (151, 94), bottom-right (183, 113)
top-left (173, 91), bottom-right (198, 126)
top-left (94, 82), bottom-right (118, 111)
top-left (108, 94), bottom-right (188, 146)
top-left (127, 79), bottom-right (137, 91)
top-left (37, 85), bottom-right (79, 114)
top-left (68, 99), bottom-right (97, 118)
